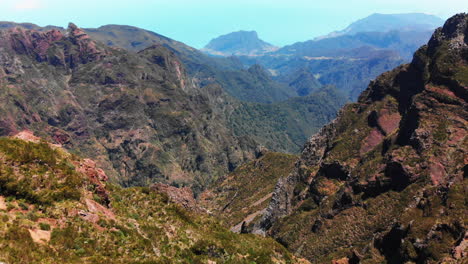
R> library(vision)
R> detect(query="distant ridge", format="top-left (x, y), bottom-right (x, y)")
top-left (316, 13), bottom-right (444, 40)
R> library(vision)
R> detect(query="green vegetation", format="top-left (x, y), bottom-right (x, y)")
top-left (260, 14), bottom-right (468, 263)
top-left (201, 152), bottom-right (298, 228)
top-left (0, 136), bottom-right (302, 263)
top-left (229, 87), bottom-right (347, 153)
top-left (0, 138), bottom-right (82, 205)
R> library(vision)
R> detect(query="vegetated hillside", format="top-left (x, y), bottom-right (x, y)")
top-left (81, 24), bottom-right (346, 147)
top-left (229, 87), bottom-right (348, 153)
top-left (202, 30), bottom-right (278, 56)
top-left (0, 132), bottom-right (306, 264)
top-left (253, 14), bottom-right (468, 263)
top-left (0, 24), bottom-right (260, 193)
top-left (213, 64), bottom-right (298, 103)
top-left (0, 22), bottom-right (344, 155)
top-left (320, 13), bottom-right (443, 38)
top-left (200, 152), bottom-right (298, 232)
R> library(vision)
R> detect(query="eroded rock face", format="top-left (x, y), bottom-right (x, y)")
top-left (0, 24), bottom-right (258, 192)
top-left (254, 14), bottom-right (468, 263)
top-left (151, 183), bottom-right (202, 212)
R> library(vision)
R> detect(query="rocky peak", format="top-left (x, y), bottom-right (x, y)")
top-left (68, 22), bottom-right (78, 31)
top-left (0, 26), bottom-right (64, 60)
top-left (428, 13), bottom-right (467, 51)
top-left (67, 22), bottom-right (90, 41)
top-left (0, 23), bottom-right (105, 69)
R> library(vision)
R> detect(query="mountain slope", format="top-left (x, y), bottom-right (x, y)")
top-left (200, 152), bottom-right (298, 232)
top-left (0, 24), bottom-right (260, 193)
top-left (202, 30), bottom-right (277, 56)
top-left (0, 132), bottom-right (306, 263)
top-left (253, 13), bottom-right (468, 263)
top-left (229, 87), bottom-right (348, 153)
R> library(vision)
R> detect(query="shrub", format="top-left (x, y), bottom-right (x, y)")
top-left (39, 222), bottom-right (51, 231)
top-left (18, 202), bottom-right (29, 210)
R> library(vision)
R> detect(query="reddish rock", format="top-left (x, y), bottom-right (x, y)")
top-left (331, 257), bottom-right (349, 264)
top-left (78, 210), bottom-right (99, 224)
top-left (377, 110), bottom-right (401, 135)
top-left (52, 129), bottom-right (71, 145)
top-left (360, 128), bottom-right (385, 154)
top-left (151, 183), bottom-right (202, 212)
top-left (453, 232), bottom-right (468, 259)
top-left (429, 162), bottom-right (447, 185)
top-left (75, 158), bottom-right (110, 204)
top-left (85, 198), bottom-right (115, 220)
top-left (7, 27), bottom-right (64, 60)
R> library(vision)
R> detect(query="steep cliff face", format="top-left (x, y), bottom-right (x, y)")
top-left (255, 14), bottom-right (468, 263)
top-left (0, 24), bottom-right (258, 192)
top-left (200, 152), bottom-right (298, 232)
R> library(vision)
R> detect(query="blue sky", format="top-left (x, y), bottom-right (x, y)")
top-left (0, 0), bottom-right (466, 48)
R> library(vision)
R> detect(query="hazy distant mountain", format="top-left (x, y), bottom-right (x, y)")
top-left (239, 13), bottom-right (443, 100)
top-left (317, 13), bottom-right (443, 39)
top-left (277, 29), bottom-right (434, 60)
top-left (202, 30), bottom-right (278, 56)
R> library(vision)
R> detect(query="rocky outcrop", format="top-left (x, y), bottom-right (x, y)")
top-left (151, 183), bottom-right (202, 212)
top-left (254, 14), bottom-right (468, 263)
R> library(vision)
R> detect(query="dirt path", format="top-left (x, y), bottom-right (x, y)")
top-left (230, 192), bottom-right (273, 233)
top-left (251, 192), bottom-right (272, 207)
top-left (0, 196), bottom-right (6, 210)
top-left (230, 208), bottom-right (267, 233)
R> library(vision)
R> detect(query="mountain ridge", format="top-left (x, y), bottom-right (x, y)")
top-left (250, 13), bottom-right (467, 263)
top-left (0, 23), bottom-right (261, 192)
top-left (317, 13), bottom-right (443, 40)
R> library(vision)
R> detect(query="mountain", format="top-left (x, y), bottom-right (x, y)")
top-left (250, 13), bottom-right (468, 263)
top-left (81, 25), bottom-right (325, 103)
top-left (0, 132), bottom-right (306, 263)
top-left (240, 47), bottom-right (404, 100)
top-left (77, 23), bottom-right (321, 103)
top-left (202, 30), bottom-right (278, 56)
top-left (0, 23), bottom-right (261, 193)
top-left (238, 13), bottom-right (444, 101)
top-left (278, 30), bottom-right (434, 60)
top-left (319, 13), bottom-right (443, 39)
